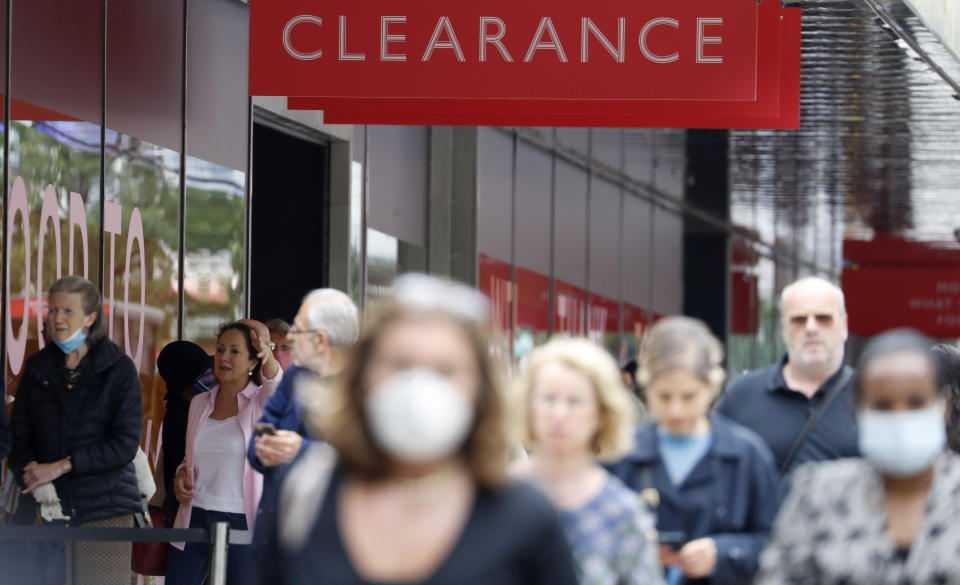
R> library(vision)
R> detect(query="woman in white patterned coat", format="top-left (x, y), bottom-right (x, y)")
top-left (756, 329), bottom-right (960, 585)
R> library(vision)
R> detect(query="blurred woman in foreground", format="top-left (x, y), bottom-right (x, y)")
top-left (258, 273), bottom-right (578, 585)
top-left (608, 317), bottom-right (778, 585)
top-left (756, 329), bottom-right (960, 584)
top-left (513, 337), bottom-right (663, 585)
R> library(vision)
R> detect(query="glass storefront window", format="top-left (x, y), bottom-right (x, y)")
top-left (7, 0), bottom-right (103, 397)
top-left (515, 142), bottom-right (552, 353)
top-left (182, 158), bottom-right (246, 350)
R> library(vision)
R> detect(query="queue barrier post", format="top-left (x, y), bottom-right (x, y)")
top-left (209, 521), bottom-right (230, 585)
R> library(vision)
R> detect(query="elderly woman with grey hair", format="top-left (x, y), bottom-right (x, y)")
top-left (9, 275), bottom-right (143, 585)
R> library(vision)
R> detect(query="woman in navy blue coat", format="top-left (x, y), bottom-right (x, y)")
top-left (608, 317), bottom-right (778, 585)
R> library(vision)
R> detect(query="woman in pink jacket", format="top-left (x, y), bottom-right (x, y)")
top-left (166, 321), bottom-right (282, 585)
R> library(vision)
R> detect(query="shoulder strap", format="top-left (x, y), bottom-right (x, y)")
top-left (779, 365), bottom-right (854, 475)
top-left (278, 441), bottom-right (337, 553)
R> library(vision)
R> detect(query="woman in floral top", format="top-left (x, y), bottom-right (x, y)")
top-left (756, 329), bottom-right (960, 585)
top-left (513, 337), bottom-right (664, 585)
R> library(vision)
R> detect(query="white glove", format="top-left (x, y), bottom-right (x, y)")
top-left (31, 482), bottom-right (59, 504)
top-left (40, 501), bottom-right (71, 522)
top-left (32, 483), bottom-right (71, 522)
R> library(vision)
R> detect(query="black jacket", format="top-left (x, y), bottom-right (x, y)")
top-left (9, 337), bottom-right (143, 525)
top-left (0, 396), bottom-right (10, 462)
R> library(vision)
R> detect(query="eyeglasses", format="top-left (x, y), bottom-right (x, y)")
top-left (287, 328), bottom-right (321, 336)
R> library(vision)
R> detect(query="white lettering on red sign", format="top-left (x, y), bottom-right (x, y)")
top-left (284, 15), bottom-right (725, 66)
top-left (283, 15), bottom-right (324, 61)
top-left (479, 17), bottom-right (512, 63)
top-left (339, 16), bottom-right (366, 61)
top-left (381, 16), bottom-right (408, 62)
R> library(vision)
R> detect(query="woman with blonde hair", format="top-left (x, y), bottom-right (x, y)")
top-left (608, 317), bottom-right (778, 585)
top-left (256, 273), bottom-right (578, 585)
top-left (513, 337), bottom-right (664, 585)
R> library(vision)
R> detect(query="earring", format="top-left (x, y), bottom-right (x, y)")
top-left (248, 370), bottom-right (253, 377)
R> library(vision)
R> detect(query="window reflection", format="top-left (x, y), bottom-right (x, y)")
top-left (183, 156), bottom-right (246, 349)
top-left (105, 132), bottom-right (182, 460)
top-left (6, 121), bottom-right (102, 386)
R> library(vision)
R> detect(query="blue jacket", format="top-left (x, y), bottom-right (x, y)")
top-left (607, 415), bottom-right (779, 585)
top-left (246, 364), bottom-right (311, 475)
top-left (248, 365), bottom-right (313, 555)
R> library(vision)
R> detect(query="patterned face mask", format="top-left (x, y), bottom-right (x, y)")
top-left (194, 367), bottom-right (216, 393)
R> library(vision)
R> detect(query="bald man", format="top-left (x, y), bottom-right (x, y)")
top-left (716, 277), bottom-right (859, 477)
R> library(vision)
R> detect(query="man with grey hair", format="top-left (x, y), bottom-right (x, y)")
top-left (248, 288), bottom-right (359, 471)
top-left (247, 289), bottom-right (358, 562)
top-left (716, 277), bottom-right (858, 478)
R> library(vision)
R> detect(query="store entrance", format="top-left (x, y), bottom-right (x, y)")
top-left (250, 120), bottom-right (330, 324)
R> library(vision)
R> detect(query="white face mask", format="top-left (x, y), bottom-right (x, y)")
top-left (858, 404), bottom-right (947, 477)
top-left (365, 368), bottom-right (475, 464)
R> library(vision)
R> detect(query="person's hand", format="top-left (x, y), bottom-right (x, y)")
top-left (23, 460), bottom-right (70, 493)
top-left (249, 330), bottom-right (274, 365)
top-left (659, 544), bottom-right (681, 569)
top-left (250, 330), bottom-right (279, 378)
top-left (255, 430), bottom-right (303, 467)
top-left (174, 466), bottom-right (194, 505)
top-left (678, 538), bottom-right (718, 579)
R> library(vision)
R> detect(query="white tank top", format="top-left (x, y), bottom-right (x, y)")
top-left (192, 416), bottom-right (246, 514)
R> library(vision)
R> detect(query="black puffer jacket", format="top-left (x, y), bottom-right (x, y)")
top-left (9, 337), bottom-right (143, 524)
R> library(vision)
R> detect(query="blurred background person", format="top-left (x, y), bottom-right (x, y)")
top-left (0, 390), bottom-right (9, 462)
top-left (756, 329), bottom-right (960, 584)
top-left (609, 317), bottom-right (778, 585)
top-left (622, 359), bottom-right (640, 392)
top-left (266, 318), bottom-right (294, 371)
top-left (9, 276), bottom-right (143, 585)
top-left (621, 358), bottom-right (648, 421)
top-left (716, 277), bottom-right (857, 478)
top-left (258, 274), bottom-right (578, 585)
top-left (156, 340), bottom-right (214, 522)
top-left (249, 289), bottom-right (359, 567)
top-left (930, 344), bottom-right (960, 453)
top-left (167, 322), bottom-right (281, 585)
top-left (252, 289), bottom-right (359, 473)
top-left (513, 337), bottom-right (664, 585)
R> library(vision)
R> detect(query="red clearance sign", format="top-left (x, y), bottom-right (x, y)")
top-left (286, 4), bottom-right (799, 128)
top-left (251, 0), bottom-right (760, 103)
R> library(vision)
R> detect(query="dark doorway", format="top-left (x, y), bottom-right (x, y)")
top-left (250, 121), bottom-right (330, 324)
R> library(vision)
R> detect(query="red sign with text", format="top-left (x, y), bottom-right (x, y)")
top-left (251, 0), bottom-right (760, 103)
top-left (282, 2), bottom-right (800, 128)
top-left (843, 267), bottom-right (960, 338)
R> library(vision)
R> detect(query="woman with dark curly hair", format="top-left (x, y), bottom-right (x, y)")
top-left (930, 344), bottom-right (960, 453)
top-left (166, 321), bottom-right (281, 585)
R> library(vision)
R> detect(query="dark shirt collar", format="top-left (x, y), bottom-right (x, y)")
top-left (769, 353), bottom-right (848, 397)
top-left (627, 414), bottom-right (749, 463)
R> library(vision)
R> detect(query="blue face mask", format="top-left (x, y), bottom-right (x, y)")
top-left (53, 326), bottom-right (87, 354)
top-left (858, 404), bottom-right (946, 477)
